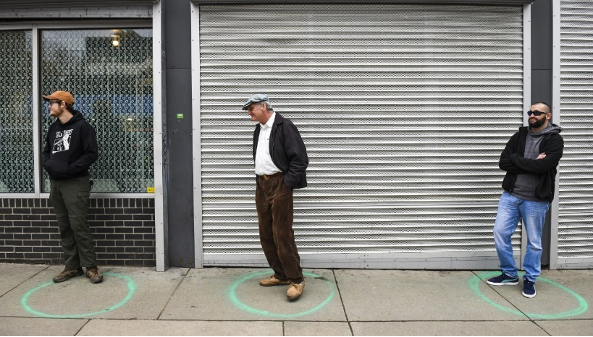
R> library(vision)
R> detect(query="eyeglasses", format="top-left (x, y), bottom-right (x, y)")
top-left (527, 110), bottom-right (548, 117)
top-left (49, 100), bottom-right (62, 105)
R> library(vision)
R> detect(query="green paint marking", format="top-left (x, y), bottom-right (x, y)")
top-left (469, 271), bottom-right (588, 319)
top-left (21, 272), bottom-right (136, 318)
top-left (229, 270), bottom-right (335, 318)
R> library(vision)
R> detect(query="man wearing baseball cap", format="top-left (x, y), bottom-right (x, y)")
top-left (42, 90), bottom-right (103, 284)
top-left (243, 94), bottom-right (309, 300)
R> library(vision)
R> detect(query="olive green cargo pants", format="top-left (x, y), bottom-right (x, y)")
top-left (50, 176), bottom-right (97, 269)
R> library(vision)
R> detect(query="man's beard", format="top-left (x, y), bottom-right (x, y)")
top-left (529, 117), bottom-right (546, 128)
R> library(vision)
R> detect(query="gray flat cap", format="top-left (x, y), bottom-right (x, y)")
top-left (242, 94), bottom-right (269, 110)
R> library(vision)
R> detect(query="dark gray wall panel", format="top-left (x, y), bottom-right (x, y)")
top-left (532, 70), bottom-right (553, 106)
top-left (166, 67), bottom-right (195, 267)
top-left (165, 0), bottom-right (192, 69)
top-left (165, 0), bottom-right (195, 267)
top-left (531, 0), bottom-right (553, 72)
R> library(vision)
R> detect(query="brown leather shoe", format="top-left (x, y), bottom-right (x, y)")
top-left (259, 275), bottom-right (291, 287)
top-left (86, 266), bottom-right (103, 284)
top-left (287, 280), bottom-right (305, 300)
top-left (53, 268), bottom-right (83, 283)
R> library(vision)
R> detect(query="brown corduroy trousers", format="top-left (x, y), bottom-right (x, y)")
top-left (255, 173), bottom-right (303, 283)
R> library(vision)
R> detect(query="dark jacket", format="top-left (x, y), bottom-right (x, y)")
top-left (43, 110), bottom-right (99, 180)
top-left (499, 125), bottom-right (563, 201)
top-left (253, 113), bottom-right (308, 189)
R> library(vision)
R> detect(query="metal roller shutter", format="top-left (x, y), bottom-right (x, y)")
top-left (197, 4), bottom-right (525, 268)
top-left (557, 0), bottom-right (593, 268)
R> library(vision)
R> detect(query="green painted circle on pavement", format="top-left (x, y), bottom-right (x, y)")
top-left (229, 270), bottom-right (335, 318)
top-left (21, 272), bottom-right (136, 318)
top-left (469, 271), bottom-right (588, 319)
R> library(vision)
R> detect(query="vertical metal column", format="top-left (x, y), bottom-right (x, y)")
top-left (191, 2), bottom-right (204, 268)
top-left (153, 0), bottom-right (169, 271)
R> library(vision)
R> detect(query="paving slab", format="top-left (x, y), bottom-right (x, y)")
top-left (77, 319), bottom-right (282, 336)
top-left (284, 321), bottom-right (352, 336)
top-left (350, 321), bottom-right (548, 336)
top-left (160, 268), bottom-right (346, 321)
top-left (535, 319), bottom-right (593, 335)
top-left (0, 317), bottom-right (87, 336)
top-left (336, 270), bottom-right (527, 321)
top-left (475, 270), bottom-right (593, 320)
top-left (0, 263), bottom-right (48, 296)
top-left (0, 265), bottom-right (187, 320)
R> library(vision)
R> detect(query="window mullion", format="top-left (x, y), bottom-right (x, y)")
top-left (32, 25), bottom-right (41, 196)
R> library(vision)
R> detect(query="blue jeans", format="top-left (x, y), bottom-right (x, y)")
top-left (493, 191), bottom-right (549, 283)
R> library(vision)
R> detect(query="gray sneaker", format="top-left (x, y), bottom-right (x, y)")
top-left (53, 268), bottom-right (84, 283)
top-left (86, 266), bottom-right (103, 284)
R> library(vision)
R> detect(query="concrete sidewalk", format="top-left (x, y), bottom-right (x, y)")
top-left (0, 264), bottom-right (591, 336)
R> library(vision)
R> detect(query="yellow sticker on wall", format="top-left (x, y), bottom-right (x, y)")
top-left (147, 187), bottom-right (155, 193)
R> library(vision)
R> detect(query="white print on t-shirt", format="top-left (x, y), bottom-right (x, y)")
top-left (52, 129), bottom-right (73, 154)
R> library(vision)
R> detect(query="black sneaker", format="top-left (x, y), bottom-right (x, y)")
top-left (53, 268), bottom-right (84, 283)
top-left (486, 273), bottom-right (519, 286)
top-left (522, 280), bottom-right (536, 298)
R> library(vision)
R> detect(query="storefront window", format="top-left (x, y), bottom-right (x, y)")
top-left (41, 29), bottom-right (153, 193)
top-left (0, 30), bottom-right (33, 193)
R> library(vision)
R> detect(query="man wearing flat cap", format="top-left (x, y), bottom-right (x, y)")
top-left (42, 90), bottom-right (103, 284)
top-left (243, 94), bottom-right (309, 300)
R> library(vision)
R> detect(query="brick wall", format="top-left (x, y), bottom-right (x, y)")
top-left (0, 198), bottom-right (155, 267)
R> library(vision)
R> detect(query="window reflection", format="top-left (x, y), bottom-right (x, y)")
top-left (0, 30), bottom-right (33, 193)
top-left (41, 29), bottom-right (153, 193)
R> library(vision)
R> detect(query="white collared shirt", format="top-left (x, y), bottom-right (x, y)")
top-left (255, 112), bottom-right (281, 176)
